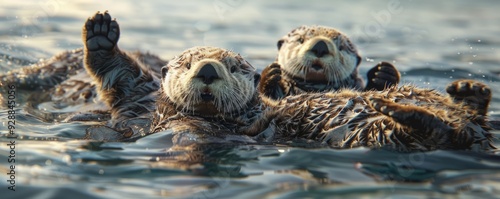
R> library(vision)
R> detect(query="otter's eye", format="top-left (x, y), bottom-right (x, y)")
top-left (230, 65), bottom-right (236, 73)
top-left (339, 45), bottom-right (345, 51)
top-left (297, 38), bottom-right (304, 44)
top-left (277, 39), bottom-right (284, 50)
top-left (161, 66), bottom-right (168, 79)
top-left (186, 63), bottom-right (191, 69)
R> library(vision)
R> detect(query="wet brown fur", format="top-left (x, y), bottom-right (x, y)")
top-left (259, 64), bottom-right (494, 151)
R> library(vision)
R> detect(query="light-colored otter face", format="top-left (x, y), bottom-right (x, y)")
top-left (277, 25), bottom-right (361, 84)
top-left (161, 46), bottom-right (259, 116)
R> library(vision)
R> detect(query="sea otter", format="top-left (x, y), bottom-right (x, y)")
top-left (1, 12), bottom-right (494, 152)
top-left (79, 11), bottom-right (268, 143)
top-left (0, 11), bottom-right (268, 142)
top-left (260, 25), bottom-right (401, 100)
top-left (257, 64), bottom-right (495, 151)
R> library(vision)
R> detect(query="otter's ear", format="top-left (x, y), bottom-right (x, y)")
top-left (277, 39), bottom-right (284, 50)
top-left (161, 66), bottom-right (169, 79)
top-left (254, 73), bottom-right (261, 87)
top-left (356, 55), bottom-right (361, 67)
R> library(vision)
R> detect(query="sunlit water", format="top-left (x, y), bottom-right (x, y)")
top-left (1, 1), bottom-right (500, 198)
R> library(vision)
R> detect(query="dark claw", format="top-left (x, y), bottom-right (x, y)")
top-left (94, 12), bottom-right (103, 23)
top-left (372, 71), bottom-right (396, 82)
top-left (481, 87), bottom-right (490, 95)
top-left (103, 11), bottom-right (111, 22)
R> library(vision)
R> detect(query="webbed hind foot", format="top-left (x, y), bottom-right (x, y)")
top-left (368, 97), bottom-right (453, 148)
top-left (446, 79), bottom-right (491, 116)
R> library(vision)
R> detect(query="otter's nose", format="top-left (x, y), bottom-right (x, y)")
top-left (310, 40), bottom-right (329, 57)
top-left (196, 63), bottom-right (219, 84)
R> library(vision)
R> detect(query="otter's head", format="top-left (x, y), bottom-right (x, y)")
top-left (161, 46), bottom-right (260, 117)
top-left (276, 25), bottom-right (361, 86)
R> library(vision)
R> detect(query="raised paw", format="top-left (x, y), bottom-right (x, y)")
top-left (365, 61), bottom-right (400, 91)
top-left (446, 79), bottom-right (491, 115)
top-left (258, 63), bottom-right (285, 101)
top-left (83, 11), bottom-right (120, 51)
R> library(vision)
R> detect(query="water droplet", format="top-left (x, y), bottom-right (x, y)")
top-left (468, 73), bottom-right (472, 76)
top-left (457, 52), bottom-right (461, 55)
top-left (449, 76), bottom-right (453, 78)
top-left (478, 39), bottom-right (481, 42)
top-left (99, 169), bottom-right (104, 175)
top-left (482, 75), bottom-right (486, 78)
top-left (470, 47), bottom-right (473, 49)
top-left (473, 55), bottom-right (477, 57)
top-left (62, 155), bottom-right (71, 164)
top-left (451, 69), bottom-right (455, 72)
top-left (45, 159), bottom-right (52, 165)
top-left (468, 62), bottom-right (473, 65)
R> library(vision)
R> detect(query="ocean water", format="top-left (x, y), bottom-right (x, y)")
top-left (1, 0), bottom-right (500, 198)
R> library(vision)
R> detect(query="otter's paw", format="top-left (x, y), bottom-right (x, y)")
top-left (258, 63), bottom-right (285, 100)
top-left (83, 11), bottom-right (120, 51)
top-left (446, 79), bottom-right (491, 115)
top-left (368, 98), bottom-right (401, 117)
top-left (368, 97), bottom-right (450, 133)
top-left (365, 62), bottom-right (400, 91)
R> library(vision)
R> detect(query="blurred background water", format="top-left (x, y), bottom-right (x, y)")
top-left (1, 0), bottom-right (500, 198)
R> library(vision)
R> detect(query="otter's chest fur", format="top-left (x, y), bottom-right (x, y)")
top-left (281, 71), bottom-right (364, 95)
top-left (269, 86), bottom-right (491, 151)
top-left (150, 90), bottom-right (266, 143)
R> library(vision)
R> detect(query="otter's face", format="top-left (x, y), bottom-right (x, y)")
top-left (161, 46), bottom-right (260, 116)
top-left (276, 25), bottom-right (361, 85)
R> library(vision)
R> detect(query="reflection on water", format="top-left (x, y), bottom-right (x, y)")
top-left (1, 0), bottom-right (500, 198)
